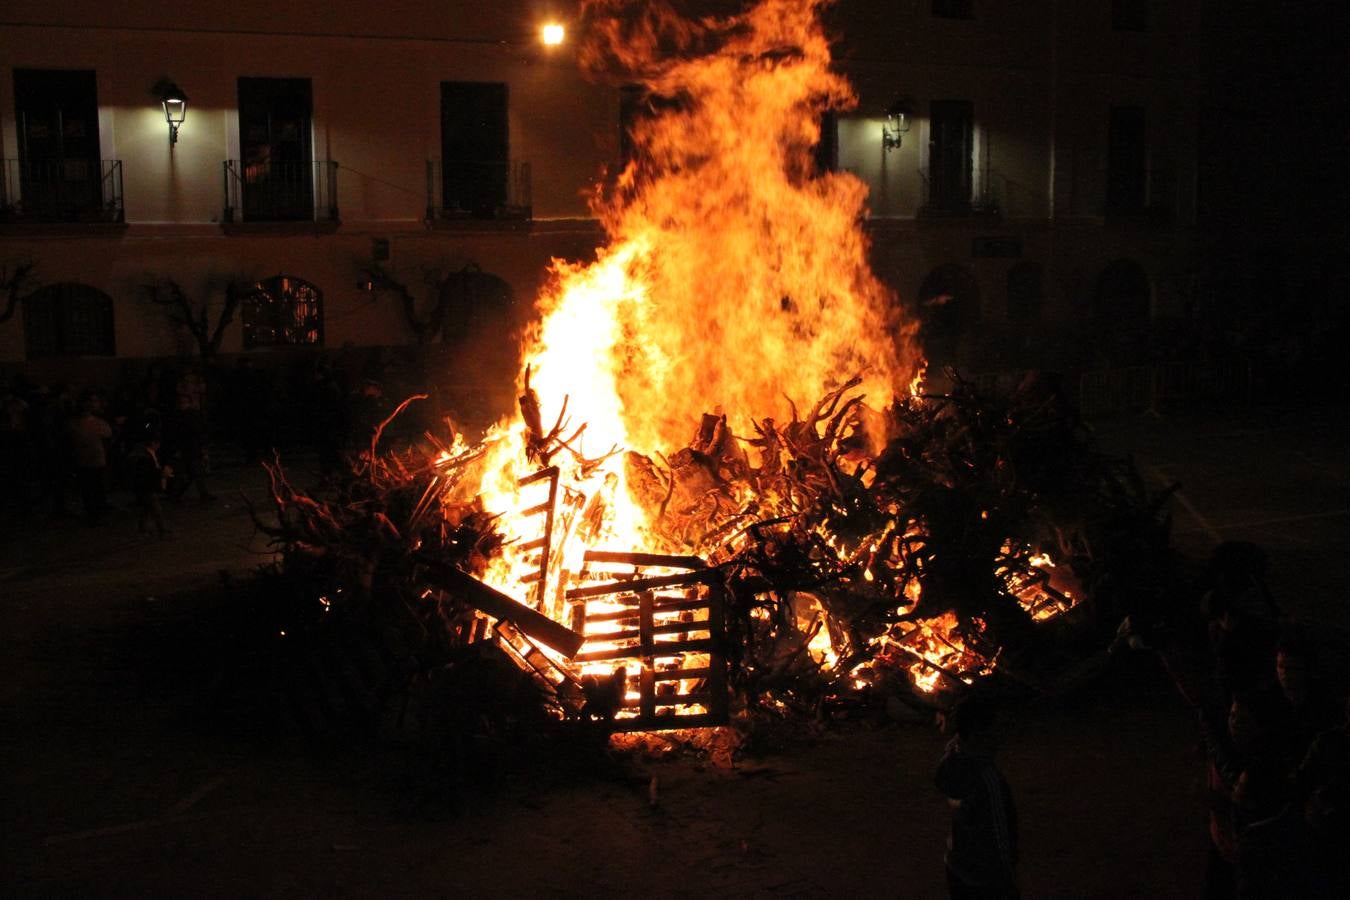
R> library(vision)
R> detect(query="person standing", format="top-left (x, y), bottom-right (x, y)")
top-left (935, 697), bottom-right (1019, 899)
top-left (69, 391), bottom-right (112, 523)
top-left (127, 428), bottom-right (171, 537)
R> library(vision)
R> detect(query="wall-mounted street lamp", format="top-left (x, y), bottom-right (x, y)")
top-left (882, 98), bottom-right (913, 152)
top-left (541, 23), bottom-right (565, 46)
top-left (157, 80), bottom-right (188, 145)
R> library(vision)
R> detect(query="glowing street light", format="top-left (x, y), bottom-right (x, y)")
top-left (541, 23), bottom-right (565, 46)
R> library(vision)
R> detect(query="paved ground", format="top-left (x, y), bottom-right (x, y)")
top-left (3, 403), bottom-right (1348, 898)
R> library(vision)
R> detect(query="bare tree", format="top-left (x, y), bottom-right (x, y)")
top-left (145, 278), bottom-right (243, 359)
top-left (0, 261), bottom-right (36, 325)
top-left (360, 262), bottom-right (462, 344)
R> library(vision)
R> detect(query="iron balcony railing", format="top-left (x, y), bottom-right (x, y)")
top-left (426, 159), bottom-right (531, 221)
top-left (0, 158), bottom-right (124, 223)
top-left (917, 165), bottom-right (1001, 219)
top-left (223, 159), bottom-right (338, 224)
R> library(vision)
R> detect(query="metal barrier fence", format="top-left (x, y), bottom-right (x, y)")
top-left (1074, 360), bottom-right (1253, 417)
top-left (951, 360), bottom-right (1254, 418)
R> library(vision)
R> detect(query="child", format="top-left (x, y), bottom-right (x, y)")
top-left (128, 431), bottom-right (172, 537)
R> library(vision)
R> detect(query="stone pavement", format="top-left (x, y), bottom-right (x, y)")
top-left (4, 405), bottom-right (1350, 897)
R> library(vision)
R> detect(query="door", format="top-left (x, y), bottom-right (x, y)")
top-left (238, 78), bottom-right (313, 221)
top-left (441, 82), bottom-right (509, 217)
top-left (929, 100), bottom-right (974, 212)
top-left (14, 69), bottom-right (101, 219)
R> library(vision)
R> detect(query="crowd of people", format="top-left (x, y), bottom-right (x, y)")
top-left (932, 541), bottom-right (1349, 899)
top-left (0, 354), bottom-right (404, 535)
top-left (1140, 542), bottom-right (1348, 898)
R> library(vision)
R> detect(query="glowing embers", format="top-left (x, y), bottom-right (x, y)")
top-left (880, 612), bottom-right (995, 694)
top-left (566, 551), bottom-right (729, 731)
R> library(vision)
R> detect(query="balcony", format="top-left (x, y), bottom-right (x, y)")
top-left (917, 166), bottom-right (1001, 221)
top-left (0, 158), bottom-right (124, 225)
top-left (426, 159), bottom-right (531, 226)
top-left (222, 160), bottom-right (338, 227)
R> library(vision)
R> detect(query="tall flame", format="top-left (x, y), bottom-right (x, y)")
top-left (524, 0), bottom-right (920, 457)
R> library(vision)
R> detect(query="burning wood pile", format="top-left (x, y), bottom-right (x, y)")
top-left (248, 368), bottom-right (1173, 748)
top-left (239, 0), bottom-right (1177, 753)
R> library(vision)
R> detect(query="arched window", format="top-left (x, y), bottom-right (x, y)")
top-left (1006, 262), bottom-right (1044, 324)
top-left (23, 282), bottom-right (116, 358)
top-left (1093, 259), bottom-right (1150, 325)
top-left (242, 275), bottom-right (323, 348)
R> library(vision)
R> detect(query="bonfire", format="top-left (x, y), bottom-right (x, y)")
top-left (250, 0), bottom-right (1174, 750)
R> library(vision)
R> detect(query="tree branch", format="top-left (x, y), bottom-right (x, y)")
top-left (0, 262), bottom-right (36, 325)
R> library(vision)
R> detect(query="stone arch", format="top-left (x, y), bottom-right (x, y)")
top-left (917, 262), bottom-right (979, 363)
top-left (22, 282), bottom-right (116, 358)
top-left (1005, 261), bottom-right (1044, 324)
top-left (1093, 258), bottom-right (1151, 325)
top-left (242, 275), bottom-right (324, 348)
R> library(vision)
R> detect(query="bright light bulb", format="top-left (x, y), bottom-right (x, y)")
top-left (542, 23), bottom-right (565, 46)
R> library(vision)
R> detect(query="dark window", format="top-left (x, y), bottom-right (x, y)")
top-left (441, 82), bottom-right (509, 217)
top-left (813, 110), bottom-right (839, 174)
top-left (242, 276), bottom-right (323, 349)
top-left (619, 84), bottom-right (646, 169)
top-left (1112, 0), bottom-right (1148, 32)
top-left (1006, 262), bottom-right (1044, 323)
top-left (928, 100), bottom-right (975, 212)
top-left (237, 77), bottom-right (314, 222)
top-left (12, 69), bottom-right (103, 219)
top-left (932, 0), bottom-right (974, 20)
top-left (1106, 106), bottom-right (1147, 214)
top-left (618, 85), bottom-right (686, 171)
top-left (22, 283), bottom-right (115, 358)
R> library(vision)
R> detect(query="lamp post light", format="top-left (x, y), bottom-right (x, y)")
top-left (158, 81), bottom-right (188, 146)
top-left (882, 98), bottom-right (912, 152)
top-left (541, 22), bottom-right (566, 46)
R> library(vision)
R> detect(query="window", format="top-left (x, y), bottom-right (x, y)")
top-left (1106, 106), bottom-right (1147, 215)
top-left (237, 77), bottom-right (314, 222)
top-left (242, 276), bottom-right (323, 349)
top-left (12, 69), bottom-right (104, 220)
top-left (1112, 0), bottom-right (1148, 32)
top-left (441, 82), bottom-right (509, 217)
top-left (932, 0), bottom-right (974, 20)
top-left (927, 100), bottom-right (975, 212)
top-left (23, 283), bottom-right (115, 358)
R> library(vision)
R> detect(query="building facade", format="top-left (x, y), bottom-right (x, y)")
top-left (1, 0), bottom-right (1204, 383)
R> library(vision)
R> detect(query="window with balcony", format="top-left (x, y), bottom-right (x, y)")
top-left (23, 283), bottom-right (116, 358)
top-left (241, 276), bottom-right (323, 349)
top-left (226, 78), bottom-right (336, 224)
top-left (1106, 105), bottom-right (1147, 216)
top-left (924, 100), bottom-right (975, 214)
top-left (429, 81), bottom-right (528, 221)
top-left (5, 69), bottom-right (122, 224)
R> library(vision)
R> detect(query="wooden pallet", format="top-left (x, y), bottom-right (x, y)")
top-left (566, 551), bottom-right (729, 732)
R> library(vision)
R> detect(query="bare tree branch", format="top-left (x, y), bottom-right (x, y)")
top-left (0, 262), bottom-right (36, 325)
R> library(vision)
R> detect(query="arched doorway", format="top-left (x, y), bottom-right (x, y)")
top-left (1005, 261), bottom-right (1044, 324)
top-left (1093, 259), bottom-right (1150, 326)
top-left (22, 282), bottom-right (116, 358)
top-left (917, 262), bottom-right (979, 364)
